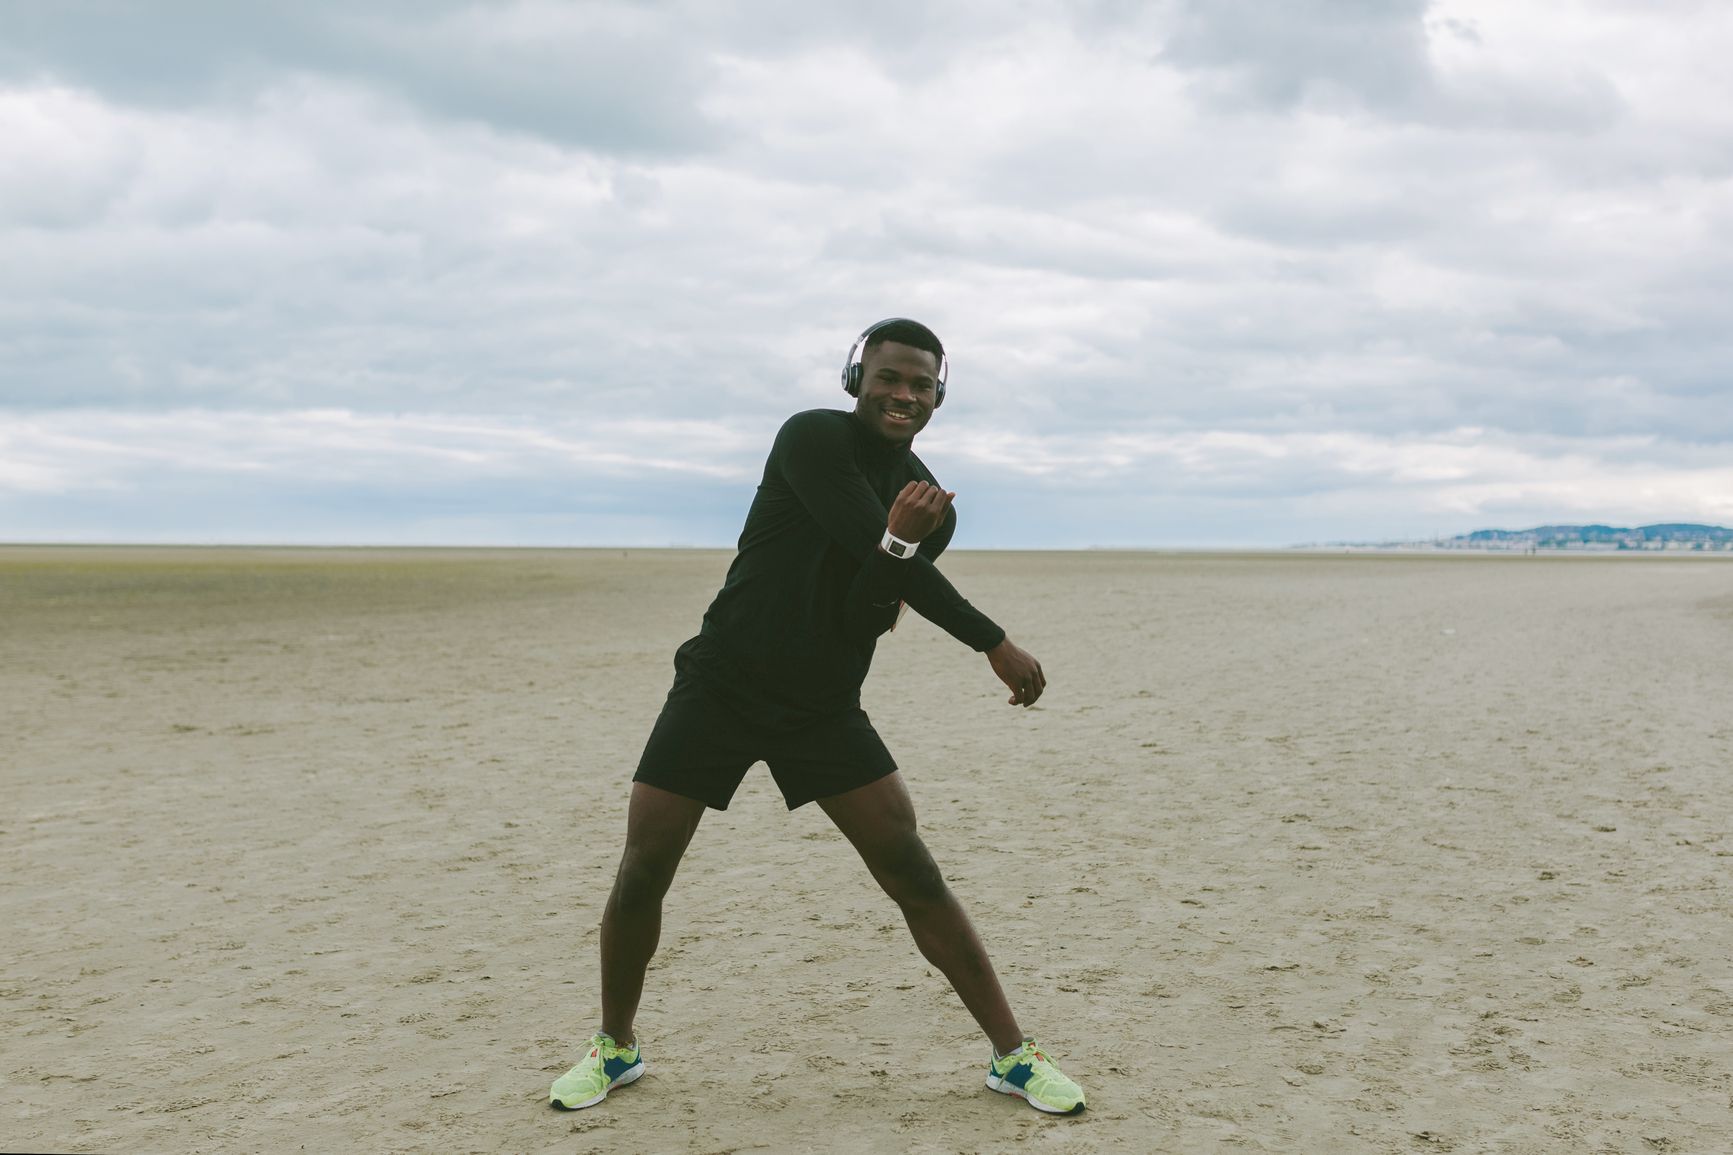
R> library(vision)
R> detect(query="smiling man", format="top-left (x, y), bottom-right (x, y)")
top-left (549, 318), bottom-right (1086, 1116)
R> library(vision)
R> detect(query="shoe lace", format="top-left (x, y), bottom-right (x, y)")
top-left (1000, 1038), bottom-right (1051, 1068)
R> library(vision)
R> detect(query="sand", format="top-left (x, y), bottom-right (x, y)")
top-left (2, 545), bottom-right (1730, 1153)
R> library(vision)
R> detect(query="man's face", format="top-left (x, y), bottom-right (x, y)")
top-left (853, 340), bottom-right (940, 445)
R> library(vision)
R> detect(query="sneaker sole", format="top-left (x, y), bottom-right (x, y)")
top-left (985, 1073), bottom-right (1084, 1115)
top-left (549, 1061), bottom-right (645, 1110)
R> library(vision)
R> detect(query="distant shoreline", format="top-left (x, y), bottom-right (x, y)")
top-left (1292, 544), bottom-right (1733, 557)
top-left (4, 541), bottom-right (1732, 558)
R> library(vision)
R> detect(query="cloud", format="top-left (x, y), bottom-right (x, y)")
top-left (0, 408), bottom-right (763, 545)
top-left (0, 408), bottom-right (759, 492)
top-left (0, 1), bottom-right (725, 153)
top-left (1163, 0), bottom-right (1436, 113)
top-left (4, 409), bottom-right (1727, 546)
top-left (1, 1), bottom-right (1731, 544)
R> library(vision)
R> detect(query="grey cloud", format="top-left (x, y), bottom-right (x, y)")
top-left (350, 3), bottom-right (722, 154)
top-left (0, 0), bottom-right (1098, 156)
top-left (0, 0), bottom-right (722, 154)
top-left (0, 1), bottom-right (342, 104)
top-left (1162, 0), bottom-right (1435, 112)
top-left (1160, 0), bottom-right (1625, 135)
top-left (1437, 65), bottom-right (1625, 135)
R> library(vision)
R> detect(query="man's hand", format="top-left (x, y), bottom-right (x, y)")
top-left (987, 637), bottom-right (1046, 707)
top-left (885, 480), bottom-right (954, 545)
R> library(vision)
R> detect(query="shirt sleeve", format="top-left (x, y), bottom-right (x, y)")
top-left (842, 505), bottom-right (964, 642)
top-left (843, 549), bottom-right (905, 641)
top-left (777, 412), bottom-right (1006, 652)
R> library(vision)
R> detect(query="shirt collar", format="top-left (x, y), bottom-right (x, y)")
top-left (847, 410), bottom-right (913, 462)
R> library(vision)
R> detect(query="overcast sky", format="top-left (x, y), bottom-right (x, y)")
top-left (3, 0), bottom-right (1730, 547)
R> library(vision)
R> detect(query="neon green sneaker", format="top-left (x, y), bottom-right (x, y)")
top-left (985, 1037), bottom-right (1085, 1115)
top-left (549, 1032), bottom-right (645, 1110)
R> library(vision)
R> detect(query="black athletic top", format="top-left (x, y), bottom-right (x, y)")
top-left (683, 408), bottom-right (1005, 725)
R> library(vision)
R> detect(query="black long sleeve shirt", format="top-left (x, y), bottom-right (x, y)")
top-left (681, 409), bottom-right (1004, 726)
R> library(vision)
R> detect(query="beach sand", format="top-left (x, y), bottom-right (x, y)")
top-left (3, 546), bottom-right (1730, 1153)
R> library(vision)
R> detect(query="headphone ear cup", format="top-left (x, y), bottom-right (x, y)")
top-left (846, 363), bottom-right (862, 397)
top-left (934, 380), bottom-right (945, 408)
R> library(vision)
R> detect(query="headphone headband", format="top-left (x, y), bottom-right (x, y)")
top-left (841, 317), bottom-right (948, 407)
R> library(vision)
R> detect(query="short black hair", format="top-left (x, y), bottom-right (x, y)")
top-left (863, 319), bottom-right (944, 368)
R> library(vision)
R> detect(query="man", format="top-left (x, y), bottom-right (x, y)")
top-left (550, 318), bottom-right (1086, 1116)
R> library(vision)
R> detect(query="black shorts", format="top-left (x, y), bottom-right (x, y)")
top-left (633, 650), bottom-right (897, 811)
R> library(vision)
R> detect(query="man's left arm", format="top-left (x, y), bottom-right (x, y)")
top-left (843, 481), bottom-right (956, 640)
top-left (776, 413), bottom-right (1004, 651)
top-left (842, 481), bottom-right (1047, 707)
top-left (776, 415), bottom-right (1044, 705)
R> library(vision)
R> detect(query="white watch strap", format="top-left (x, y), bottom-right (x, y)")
top-left (880, 529), bottom-right (919, 559)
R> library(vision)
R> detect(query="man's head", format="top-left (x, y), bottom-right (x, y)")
top-left (849, 319), bottom-right (945, 446)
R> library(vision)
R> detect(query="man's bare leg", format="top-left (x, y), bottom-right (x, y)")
top-left (817, 772), bottom-right (1023, 1054)
top-left (599, 782), bottom-right (707, 1046)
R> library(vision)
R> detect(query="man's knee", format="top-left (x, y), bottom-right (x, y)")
top-left (611, 844), bottom-right (684, 910)
top-left (611, 783), bottom-right (703, 911)
top-left (873, 836), bottom-right (949, 908)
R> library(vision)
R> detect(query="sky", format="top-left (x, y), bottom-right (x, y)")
top-left (2, 0), bottom-right (1731, 548)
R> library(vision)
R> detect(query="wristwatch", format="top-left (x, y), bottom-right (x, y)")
top-left (880, 529), bottom-right (919, 559)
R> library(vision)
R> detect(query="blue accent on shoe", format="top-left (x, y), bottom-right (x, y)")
top-left (1005, 1061), bottom-right (1035, 1090)
top-left (602, 1053), bottom-right (639, 1081)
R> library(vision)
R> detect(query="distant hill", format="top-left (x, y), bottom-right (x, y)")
top-left (1445, 523), bottom-right (1733, 550)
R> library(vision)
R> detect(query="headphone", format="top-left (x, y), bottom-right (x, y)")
top-left (841, 317), bottom-right (948, 408)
